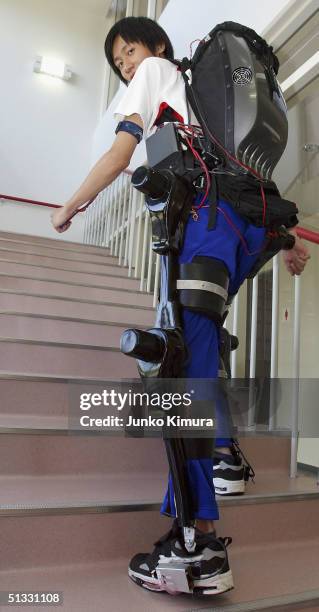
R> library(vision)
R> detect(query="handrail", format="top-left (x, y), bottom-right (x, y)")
top-left (296, 227), bottom-right (319, 245)
top-left (0, 194), bottom-right (63, 209)
top-left (0, 193), bottom-right (93, 214)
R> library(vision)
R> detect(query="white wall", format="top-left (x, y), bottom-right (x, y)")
top-left (0, 0), bottom-right (108, 240)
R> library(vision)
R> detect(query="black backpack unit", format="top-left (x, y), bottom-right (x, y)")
top-left (176, 21), bottom-right (298, 230)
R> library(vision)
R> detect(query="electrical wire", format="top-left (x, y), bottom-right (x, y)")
top-left (180, 80), bottom-right (270, 223)
top-left (177, 123), bottom-right (264, 256)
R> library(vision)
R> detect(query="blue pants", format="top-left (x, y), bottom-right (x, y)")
top-left (161, 199), bottom-right (266, 520)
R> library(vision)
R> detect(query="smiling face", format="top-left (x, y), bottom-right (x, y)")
top-left (112, 35), bottom-right (165, 83)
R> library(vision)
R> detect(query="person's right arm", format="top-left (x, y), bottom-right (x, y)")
top-left (51, 113), bottom-right (143, 232)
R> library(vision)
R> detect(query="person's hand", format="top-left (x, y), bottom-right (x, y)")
top-left (51, 207), bottom-right (72, 233)
top-left (282, 236), bottom-right (310, 276)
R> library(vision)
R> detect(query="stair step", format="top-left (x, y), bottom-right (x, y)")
top-left (0, 276), bottom-right (153, 306)
top-left (0, 340), bottom-right (139, 378)
top-left (0, 510), bottom-right (319, 608)
top-left (0, 294), bottom-right (154, 325)
top-left (0, 471), bottom-right (318, 515)
top-left (0, 239), bottom-right (119, 264)
top-left (0, 558), bottom-right (319, 612)
top-left (0, 433), bottom-right (168, 475)
top-left (0, 252), bottom-right (132, 276)
top-left (0, 314), bottom-right (138, 347)
top-left (0, 473), bottom-right (166, 511)
top-left (0, 260), bottom-right (142, 289)
top-left (0, 230), bottom-right (112, 255)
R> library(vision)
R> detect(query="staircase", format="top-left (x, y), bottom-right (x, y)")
top-left (0, 230), bottom-right (319, 612)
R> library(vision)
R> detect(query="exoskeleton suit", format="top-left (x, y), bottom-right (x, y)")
top-left (120, 21), bottom-right (298, 593)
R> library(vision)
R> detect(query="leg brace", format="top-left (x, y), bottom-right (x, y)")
top-left (120, 167), bottom-right (234, 555)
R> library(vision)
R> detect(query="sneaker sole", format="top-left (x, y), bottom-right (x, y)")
top-left (128, 567), bottom-right (234, 596)
top-left (213, 476), bottom-right (245, 495)
top-left (193, 569), bottom-right (234, 595)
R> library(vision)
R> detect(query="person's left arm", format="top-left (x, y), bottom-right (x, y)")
top-left (51, 113), bottom-right (143, 232)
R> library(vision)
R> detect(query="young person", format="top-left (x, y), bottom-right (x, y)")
top-left (51, 16), bottom-right (310, 596)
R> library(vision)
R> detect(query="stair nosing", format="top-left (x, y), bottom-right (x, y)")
top-left (0, 289), bottom-right (154, 311)
top-left (0, 371), bottom-right (139, 383)
top-left (0, 427), bottom-right (122, 436)
top-left (218, 490), bottom-right (319, 506)
top-left (0, 337), bottom-right (123, 352)
top-left (0, 272), bottom-right (151, 295)
top-left (1, 490), bottom-right (319, 517)
top-left (0, 501), bottom-right (161, 516)
top-left (0, 311), bottom-right (149, 328)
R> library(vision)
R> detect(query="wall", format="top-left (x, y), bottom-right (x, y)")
top-left (0, 0), bottom-right (109, 241)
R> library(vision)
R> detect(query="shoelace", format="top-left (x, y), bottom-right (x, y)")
top-left (231, 438), bottom-right (256, 483)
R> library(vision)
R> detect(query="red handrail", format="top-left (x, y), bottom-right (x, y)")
top-left (0, 193), bottom-right (93, 213)
top-left (1, 191), bottom-right (319, 244)
top-left (296, 227), bottom-right (319, 245)
top-left (0, 194), bottom-right (62, 209)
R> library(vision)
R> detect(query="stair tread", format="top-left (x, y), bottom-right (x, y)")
top-left (0, 290), bottom-right (153, 310)
top-left (0, 470), bottom-right (318, 512)
top-left (0, 473), bottom-right (166, 509)
top-left (0, 261), bottom-right (142, 289)
top-left (0, 231), bottom-right (112, 253)
top-left (1, 541), bottom-right (319, 611)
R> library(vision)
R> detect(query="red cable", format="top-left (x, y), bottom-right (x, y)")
top-left (179, 126), bottom-right (262, 254)
top-left (177, 121), bottom-right (269, 227)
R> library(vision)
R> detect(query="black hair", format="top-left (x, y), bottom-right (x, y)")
top-left (104, 16), bottom-right (174, 85)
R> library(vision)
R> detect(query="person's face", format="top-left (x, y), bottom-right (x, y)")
top-left (112, 35), bottom-right (165, 82)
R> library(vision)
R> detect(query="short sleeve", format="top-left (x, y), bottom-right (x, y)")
top-left (114, 58), bottom-right (162, 137)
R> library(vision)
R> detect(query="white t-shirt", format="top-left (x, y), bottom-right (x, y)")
top-left (114, 57), bottom-right (196, 139)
